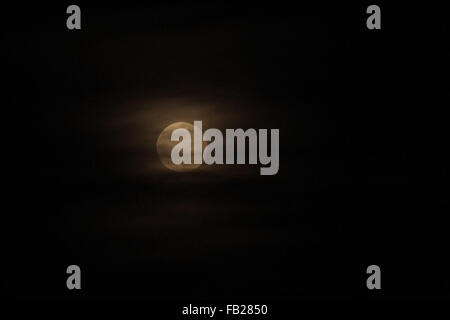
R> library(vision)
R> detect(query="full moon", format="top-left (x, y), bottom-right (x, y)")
top-left (156, 122), bottom-right (202, 172)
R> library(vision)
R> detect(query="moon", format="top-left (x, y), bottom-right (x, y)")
top-left (156, 122), bottom-right (202, 172)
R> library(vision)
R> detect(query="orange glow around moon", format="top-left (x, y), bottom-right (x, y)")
top-left (156, 122), bottom-right (202, 172)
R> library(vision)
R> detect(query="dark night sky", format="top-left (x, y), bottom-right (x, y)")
top-left (2, 3), bottom-right (450, 301)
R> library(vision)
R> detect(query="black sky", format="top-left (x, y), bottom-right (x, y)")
top-left (2, 3), bottom-right (450, 300)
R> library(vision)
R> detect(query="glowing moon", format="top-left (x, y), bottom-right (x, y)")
top-left (156, 122), bottom-right (202, 172)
